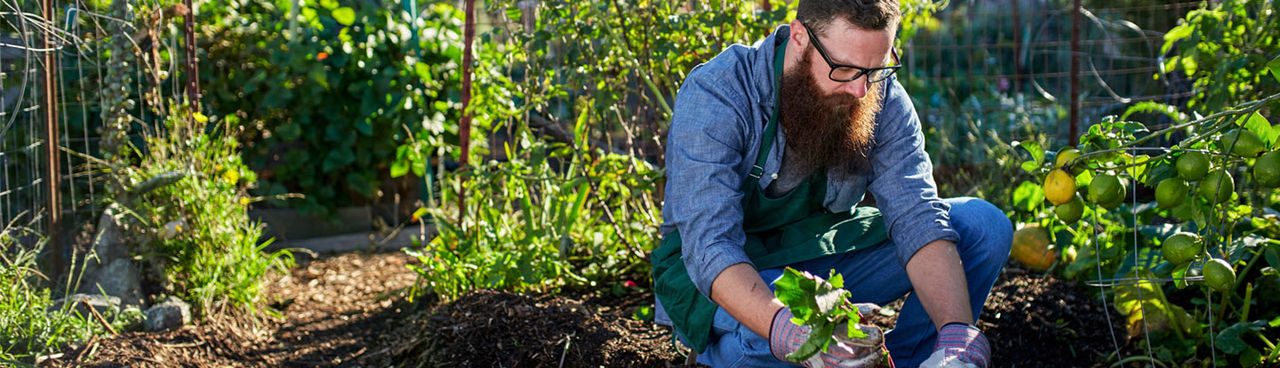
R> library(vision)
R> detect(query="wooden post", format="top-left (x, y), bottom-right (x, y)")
top-left (459, 0), bottom-right (475, 221)
top-left (41, 0), bottom-right (61, 254)
top-left (1069, 0), bottom-right (1081, 146)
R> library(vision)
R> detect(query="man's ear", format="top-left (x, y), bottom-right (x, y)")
top-left (789, 19), bottom-right (807, 48)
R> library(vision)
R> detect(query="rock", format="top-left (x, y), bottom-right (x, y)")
top-left (96, 258), bottom-right (142, 305)
top-left (50, 294), bottom-right (120, 318)
top-left (79, 205), bottom-right (143, 306)
top-left (144, 297), bottom-right (191, 332)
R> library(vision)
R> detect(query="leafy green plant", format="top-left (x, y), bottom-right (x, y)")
top-left (199, 0), bottom-right (463, 215)
top-left (773, 267), bottom-right (870, 362)
top-left (406, 123), bottom-right (661, 300)
top-left (0, 226), bottom-right (100, 364)
top-left (85, 101), bottom-right (293, 317)
top-left (122, 105), bottom-right (295, 316)
top-left (1160, 0), bottom-right (1280, 113)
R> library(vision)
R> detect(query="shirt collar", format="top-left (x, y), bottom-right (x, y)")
top-left (757, 24), bottom-right (791, 113)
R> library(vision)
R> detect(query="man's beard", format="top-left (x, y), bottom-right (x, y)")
top-left (778, 49), bottom-right (883, 176)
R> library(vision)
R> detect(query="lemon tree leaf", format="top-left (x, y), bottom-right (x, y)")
top-left (1012, 140), bottom-right (1044, 172)
top-left (1172, 263), bottom-right (1190, 289)
top-left (1012, 181), bottom-right (1044, 213)
top-left (1215, 321), bottom-right (1266, 355)
top-left (1239, 112), bottom-right (1276, 147)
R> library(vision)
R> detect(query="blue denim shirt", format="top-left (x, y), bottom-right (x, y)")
top-left (656, 25), bottom-right (959, 324)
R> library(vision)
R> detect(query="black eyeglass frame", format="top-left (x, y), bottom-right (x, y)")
top-left (800, 21), bottom-right (901, 84)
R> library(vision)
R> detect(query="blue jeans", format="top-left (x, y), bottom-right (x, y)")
top-left (695, 197), bottom-right (1013, 367)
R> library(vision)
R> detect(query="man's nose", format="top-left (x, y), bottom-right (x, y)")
top-left (837, 78), bottom-right (869, 98)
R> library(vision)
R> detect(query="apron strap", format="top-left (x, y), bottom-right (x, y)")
top-left (749, 38), bottom-right (788, 180)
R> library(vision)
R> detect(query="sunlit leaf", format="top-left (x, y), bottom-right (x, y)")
top-left (332, 7), bottom-right (356, 26)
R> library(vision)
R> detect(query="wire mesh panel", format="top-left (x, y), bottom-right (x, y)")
top-left (0, 4), bottom-right (53, 235)
top-left (905, 0), bottom-right (1202, 167)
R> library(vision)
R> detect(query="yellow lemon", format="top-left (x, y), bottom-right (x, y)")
top-left (1043, 169), bottom-right (1077, 205)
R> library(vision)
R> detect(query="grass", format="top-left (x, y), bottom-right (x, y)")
top-left (0, 223), bottom-right (100, 365)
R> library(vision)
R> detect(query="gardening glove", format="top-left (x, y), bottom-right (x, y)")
top-left (769, 306), bottom-right (890, 368)
top-left (921, 323), bottom-right (989, 368)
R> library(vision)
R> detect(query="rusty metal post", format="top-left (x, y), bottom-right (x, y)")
top-left (184, 0), bottom-right (200, 111)
top-left (459, 0), bottom-right (475, 221)
top-left (1069, 0), bottom-right (1081, 146)
top-left (41, 0), bottom-right (61, 252)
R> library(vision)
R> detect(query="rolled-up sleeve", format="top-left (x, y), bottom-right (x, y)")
top-left (867, 79), bottom-right (960, 267)
top-left (663, 71), bottom-right (755, 298)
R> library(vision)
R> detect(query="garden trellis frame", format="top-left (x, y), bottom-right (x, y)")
top-left (0, 0), bottom-right (194, 282)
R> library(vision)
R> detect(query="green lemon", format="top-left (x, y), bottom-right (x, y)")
top-left (1088, 174), bottom-right (1125, 209)
top-left (1198, 169), bottom-right (1234, 204)
top-left (1203, 258), bottom-right (1236, 292)
top-left (1055, 194), bottom-right (1085, 223)
top-left (1055, 148), bottom-right (1082, 173)
top-left (1221, 129), bottom-right (1266, 158)
top-left (1254, 150), bottom-right (1280, 187)
top-left (1155, 178), bottom-right (1188, 210)
top-left (1043, 169), bottom-right (1077, 205)
top-left (1176, 152), bottom-right (1210, 181)
top-left (1161, 232), bottom-right (1200, 265)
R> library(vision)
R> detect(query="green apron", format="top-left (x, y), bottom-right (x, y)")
top-left (652, 38), bottom-right (889, 353)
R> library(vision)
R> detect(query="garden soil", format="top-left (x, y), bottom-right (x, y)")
top-left (49, 252), bottom-right (1136, 367)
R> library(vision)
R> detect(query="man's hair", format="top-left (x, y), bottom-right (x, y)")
top-left (797, 0), bottom-right (901, 34)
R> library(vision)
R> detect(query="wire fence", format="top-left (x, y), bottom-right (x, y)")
top-left (906, 0), bottom-right (1202, 170)
top-left (0, 0), bottom-right (192, 278)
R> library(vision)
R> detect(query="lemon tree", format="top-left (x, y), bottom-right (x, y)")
top-left (1007, 92), bottom-right (1280, 366)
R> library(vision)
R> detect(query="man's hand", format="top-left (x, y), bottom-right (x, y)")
top-left (920, 323), bottom-right (990, 368)
top-left (769, 307), bottom-right (887, 367)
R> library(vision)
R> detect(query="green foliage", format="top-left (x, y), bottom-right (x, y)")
top-left (1009, 91), bottom-right (1280, 365)
top-left (110, 105), bottom-right (293, 317)
top-left (1161, 0), bottom-right (1280, 112)
top-left (406, 126), bottom-right (661, 300)
top-left (199, 0), bottom-right (463, 214)
top-left (0, 229), bottom-right (100, 364)
top-left (401, 0), bottom-right (947, 300)
top-left (773, 267), bottom-right (866, 362)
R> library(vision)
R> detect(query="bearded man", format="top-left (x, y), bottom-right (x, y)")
top-left (652, 1), bottom-right (1012, 367)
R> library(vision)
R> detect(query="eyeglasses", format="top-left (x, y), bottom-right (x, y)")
top-left (801, 22), bottom-right (901, 84)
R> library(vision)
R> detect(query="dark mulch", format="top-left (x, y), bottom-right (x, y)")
top-left (378, 290), bottom-right (690, 367)
top-left (46, 255), bottom-right (1144, 367)
top-left (48, 252), bottom-right (421, 367)
top-left (980, 267), bottom-right (1139, 367)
